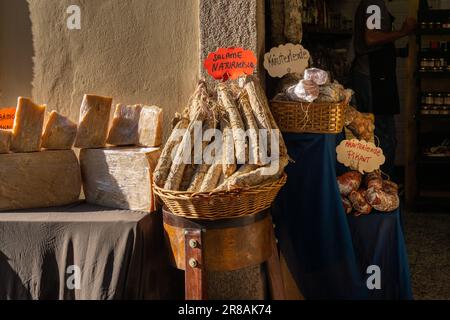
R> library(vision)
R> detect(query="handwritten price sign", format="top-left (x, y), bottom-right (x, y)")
top-left (0, 108), bottom-right (16, 129)
top-left (263, 43), bottom-right (310, 78)
top-left (204, 47), bottom-right (257, 81)
top-left (336, 139), bottom-right (385, 174)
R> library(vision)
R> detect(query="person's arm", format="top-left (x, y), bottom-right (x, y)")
top-left (365, 17), bottom-right (416, 47)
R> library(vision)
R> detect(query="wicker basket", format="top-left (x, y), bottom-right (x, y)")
top-left (270, 100), bottom-right (346, 134)
top-left (153, 174), bottom-right (287, 220)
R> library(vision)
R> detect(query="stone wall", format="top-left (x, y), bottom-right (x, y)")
top-left (199, 0), bottom-right (266, 84)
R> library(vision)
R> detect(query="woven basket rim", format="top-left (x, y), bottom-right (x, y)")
top-left (153, 173), bottom-right (287, 199)
top-left (271, 99), bottom-right (346, 106)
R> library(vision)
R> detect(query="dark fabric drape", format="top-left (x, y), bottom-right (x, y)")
top-left (273, 133), bottom-right (412, 300)
top-left (0, 203), bottom-right (174, 300)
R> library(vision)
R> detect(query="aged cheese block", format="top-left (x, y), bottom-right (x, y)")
top-left (80, 147), bottom-right (161, 212)
top-left (137, 105), bottom-right (163, 147)
top-left (0, 150), bottom-right (81, 211)
top-left (74, 94), bottom-right (112, 149)
top-left (10, 97), bottom-right (46, 153)
top-left (0, 129), bottom-right (11, 154)
top-left (41, 111), bottom-right (78, 150)
top-left (106, 104), bottom-right (142, 146)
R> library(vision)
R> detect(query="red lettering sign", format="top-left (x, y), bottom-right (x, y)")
top-left (0, 108), bottom-right (16, 129)
top-left (204, 47), bottom-right (257, 81)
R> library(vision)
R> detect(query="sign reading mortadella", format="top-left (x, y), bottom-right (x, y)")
top-left (336, 139), bottom-right (386, 174)
top-left (264, 43), bottom-right (310, 78)
top-left (204, 47), bottom-right (257, 81)
top-left (0, 108), bottom-right (16, 129)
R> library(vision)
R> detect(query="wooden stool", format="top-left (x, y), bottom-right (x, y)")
top-left (163, 208), bottom-right (285, 300)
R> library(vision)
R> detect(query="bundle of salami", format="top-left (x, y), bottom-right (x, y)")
top-left (338, 171), bottom-right (400, 216)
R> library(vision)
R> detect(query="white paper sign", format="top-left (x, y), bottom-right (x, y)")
top-left (263, 43), bottom-right (310, 78)
top-left (336, 139), bottom-right (386, 174)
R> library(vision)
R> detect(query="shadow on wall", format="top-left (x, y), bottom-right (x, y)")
top-left (0, 0), bottom-right (34, 107)
top-left (0, 251), bottom-right (32, 299)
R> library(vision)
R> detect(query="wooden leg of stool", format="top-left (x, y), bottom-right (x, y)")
top-left (266, 228), bottom-right (285, 300)
top-left (184, 229), bottom-right (207, 300)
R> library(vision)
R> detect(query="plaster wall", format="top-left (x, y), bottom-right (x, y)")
top-left (28, 0), bottom-right (200, 140)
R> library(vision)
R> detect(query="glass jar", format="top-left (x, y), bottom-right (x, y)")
top-left (426, 93), bottom-right (435, 105)
top-left (431, 106), bottom-right (441, 115)
top-left (435, 93), bottom-right (444, 106)
top-left (445, 93), bottom-right (450, 105)
top-left (420, 59), bottom-right (427, 68)
top-left (421, 106), bottom-right (430, 115)
top-left (421, 93), bottom-right (427, 104)
top-left (441, 106), bottom-right (450, 116)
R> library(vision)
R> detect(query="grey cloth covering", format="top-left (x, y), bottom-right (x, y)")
top-left (0, 202), bottom-right (174, 300)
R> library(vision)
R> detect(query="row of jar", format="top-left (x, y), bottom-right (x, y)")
top-left (421, 105), bottom-right (450, 116)
top-left (420, 20), bottom-right (450, 29)
top-left (419, 58), bottom-right (449, 71)
top-left (422, 92), bottom-right (450, 106)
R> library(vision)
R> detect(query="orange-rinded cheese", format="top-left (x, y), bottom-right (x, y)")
top-left (0, 150), bottom-right (81, 211)
top-left (106, 104), bottom-right (142, 146)
top-left (138, 105), bottom-right (163, 147)
top-left (10, 97), bottom-right (46, 153)
top-left (41, 111), bottom-right (78, 150)
top-left (0, 129), bottom-right (11, 154)
top-left (74, 94), bottom-right (112, 149)
top-left (80, 147), bottom-right (160, 212)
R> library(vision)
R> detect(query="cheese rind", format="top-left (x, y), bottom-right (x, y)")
top-left (41, 111), bottom-right (78, 150)
top-left (74, 94), bottom-right (112, 149)
top-left (0, 150), bottom-right (81, 211)
top-left (0, 129), bottom-right (11, 154)
top-left (80, 147), bottom-right (161, 212)
top-left (11, 97), bottom-right (46, 153)
top-left (138, 105), bottom-right (163, 147)
top-left (106, 104), bottom-right (142, 146)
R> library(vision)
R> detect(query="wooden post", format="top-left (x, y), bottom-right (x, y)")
top-left (405, 0), bottom-right (419, 212)
top-left (184, 229), bottom-right (207, 300)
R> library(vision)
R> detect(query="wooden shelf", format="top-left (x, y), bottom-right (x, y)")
top-left (418, 155), bottom-right (450, 165)
top-left (419, 189), bottom-right (450, 198)
top-left (417, 29), bottom-right (450, 35)
top-left (418, 114), bottom-right (450, 121)
top-left (304, 26), bottom-right (353, 37)
top-left (418, 51), bottom-right (450, 58)
top-left (418, 71), bottom-right (450, 77)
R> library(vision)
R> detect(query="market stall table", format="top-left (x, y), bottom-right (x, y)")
top-left (0, 202), bottom-right (175, 300)
top-left (273, 133), bottom-right (412, 300)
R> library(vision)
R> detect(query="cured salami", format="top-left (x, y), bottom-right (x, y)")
top-left (365, 171), bottom-right (383, 190)
top-left (383, 180), bottom-right (399, 195)
top-left (342, 196), bottom-right (352, 214)
top-left (337, 171), bottom-right (362, 196)
top-left (304, 68), bottom-right (329, 86)
top-left (349, 189), bottom-right (373, 215)
top-left (365, 187), bottom-right (400, 212)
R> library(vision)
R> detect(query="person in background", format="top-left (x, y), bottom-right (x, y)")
top-left (350, 0), bottom-right (416, 177)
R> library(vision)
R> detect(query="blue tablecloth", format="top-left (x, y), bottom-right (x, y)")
top-left (273, 133), bottom-right (412, 300)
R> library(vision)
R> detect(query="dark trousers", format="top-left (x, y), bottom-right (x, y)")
top-left (350, 70), bottom-right (397, 178)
